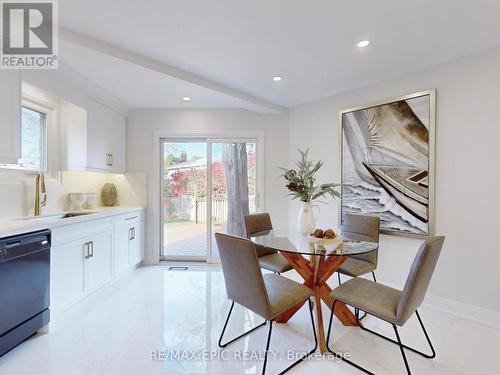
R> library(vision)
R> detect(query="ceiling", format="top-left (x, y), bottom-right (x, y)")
top-left (58, 0), bottom-right (500, 112)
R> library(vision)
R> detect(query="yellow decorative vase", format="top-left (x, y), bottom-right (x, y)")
top-left (101, 183), bottom-right (118, 206)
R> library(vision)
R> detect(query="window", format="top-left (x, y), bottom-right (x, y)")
top-left (1, 103), bottom-right (48, 172)
top-left (20, 106), bottom-right (47, 170)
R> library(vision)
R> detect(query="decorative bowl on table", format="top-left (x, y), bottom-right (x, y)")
top-left (308, 228), bottom-right (342, 248)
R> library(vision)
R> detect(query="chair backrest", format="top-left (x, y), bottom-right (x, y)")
top-left (215, 232), bottom-right (271, 318)
top-left (396, 236), bottom-right (445, 325)
top-left (244, 213), bottom-right (273, 237)
top-left (341, 214), bottom-right (380, 265)
top-left (244, 213), bottom-right (275, 257)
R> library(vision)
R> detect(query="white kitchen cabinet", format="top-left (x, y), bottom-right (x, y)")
top-left (0, 69), bottom-right (21, 164)
top-left (128, 220), bottom-right (144, 266)
top-left (60, 97), bottom-right (126, 173)
top-left (50, 236), bottom-right (87, 311)
top-left (113, 225), bottom-right (131, 276)
top-left (85, 230), bottom-right (113, 293)
top-left (50, 210), bottom-right (144, 314)
top-left (113, 210), bottom-right (145, 275)
top-left (86, 98), bottom-right (126, 172)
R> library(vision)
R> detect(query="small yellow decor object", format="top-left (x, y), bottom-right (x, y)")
top-left (101, 183), bottom-right (118, 206)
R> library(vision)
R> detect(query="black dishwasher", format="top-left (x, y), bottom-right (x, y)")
top-left (0, 229), bottom-right (51, 356)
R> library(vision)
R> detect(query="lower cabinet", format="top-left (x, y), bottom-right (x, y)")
top-left (129, 220), bottom-right (145, 266)
top-left (114, 214), bottom-right (145, 276)
top-left (113, 225), bottom-right (131, 276)
top-left (50, 210), bottom-right (144, 313)
top-left (51, 236), bottom-right (87, 311)
top-left (85, 230), bottom-right (113, 293)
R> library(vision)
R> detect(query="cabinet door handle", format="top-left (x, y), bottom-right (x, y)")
top-left (132, 227), bottom-right (136, 240)
top-left (89, 241), bottom-right (94, 258)
top-left (106, 153), bottom-right (113, 166)
top-left (128, 228), bottom-right (132, 241)
top-left (84, 242), bottom-right (90, 259)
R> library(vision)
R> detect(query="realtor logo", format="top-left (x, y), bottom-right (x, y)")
top-left (1, 0), bottom-right (58, 69)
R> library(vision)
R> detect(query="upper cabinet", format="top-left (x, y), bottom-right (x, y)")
top-left (0, 70), bottom-right (21, 164)
top-left (86, 98), bottom-right (126, 172)
top-left (61, 97), bottom-right (126, 173)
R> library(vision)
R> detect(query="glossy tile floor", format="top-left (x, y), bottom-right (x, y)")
top-left (1, 265), bottom-right (499, 375)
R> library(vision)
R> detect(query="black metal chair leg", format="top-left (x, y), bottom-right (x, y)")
top-left (326, 300), bottom-right (436, 375)
top-left (415, 310), bottom-right (436, 358)
top-left (220, 299), bottom-right (318, 375)
top-left (326, 300), bottom-right (374, 374)
top-left (393, 324), bottom-right (412, 374)
top-left (359, 310), bottom-right (435, 358)
top-left (262, 320), bottom-right (273, 375)
top-left (218, 301), bottom-right (267, 348)
top-left (265, 298), bottom-right (318, 375)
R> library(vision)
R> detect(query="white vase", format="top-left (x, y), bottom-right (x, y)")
top-left (297, 202), bottom-right (319, 234)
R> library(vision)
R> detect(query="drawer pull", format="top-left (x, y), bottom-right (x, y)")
top-left (125, 216), bottom-right (138, 221)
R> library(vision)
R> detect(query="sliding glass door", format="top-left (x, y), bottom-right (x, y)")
top-left (160, 137), bottom-right (260, 262)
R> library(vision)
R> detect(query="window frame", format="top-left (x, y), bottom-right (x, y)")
top-left (0, 93), bottom-right (60, 181)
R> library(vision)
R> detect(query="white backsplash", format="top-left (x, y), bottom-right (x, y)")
top-left (0, 171), bottom-right (147, 219)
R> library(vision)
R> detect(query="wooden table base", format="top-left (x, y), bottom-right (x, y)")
top-left (276, 252), bottom-right (358, 353)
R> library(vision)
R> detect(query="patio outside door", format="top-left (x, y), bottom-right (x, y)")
top-left (160, 137), bottom-right (260, 262)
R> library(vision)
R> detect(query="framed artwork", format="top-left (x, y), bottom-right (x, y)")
top-left (340, 90), bottom-right (436, 237)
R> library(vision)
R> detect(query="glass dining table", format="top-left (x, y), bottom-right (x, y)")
top-left (250, 230), bottom-right (378, 353)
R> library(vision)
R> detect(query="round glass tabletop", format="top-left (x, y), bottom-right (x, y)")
top-left (250, 230), bottom-right (378, 256)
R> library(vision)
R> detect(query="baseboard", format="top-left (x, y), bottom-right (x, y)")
top-left (424, 294), bottom-right (500, 329)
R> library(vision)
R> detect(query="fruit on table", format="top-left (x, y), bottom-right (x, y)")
top-left (313, 229), bottom-right (324, 238)
top-left (311, 228), bottom-right (336, 239)
top-left (324, 229), bottom-right (336, 239)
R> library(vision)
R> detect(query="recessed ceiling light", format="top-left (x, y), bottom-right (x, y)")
top-left (181, 96), bottom-right (191, 102)
top-left (272, 76), bottom-right (283, 82)
top-left (357, 40), bottom-right (371, 48)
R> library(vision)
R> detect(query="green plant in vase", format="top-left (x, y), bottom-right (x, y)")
top-left (279, 149), bottom-right (343, 234)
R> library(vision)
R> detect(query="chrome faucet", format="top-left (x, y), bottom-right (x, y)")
top-left (34, 172), bottom-right (47, 216)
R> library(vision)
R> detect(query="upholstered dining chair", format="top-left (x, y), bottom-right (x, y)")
top-left (337, 214), bottom-right (380, 284)
top-left (215, 232), bottom-right (317, 375)
top-left (244, 213), bottom-right (293, 274)
top-left (326, 236), bottom-right (445, 375)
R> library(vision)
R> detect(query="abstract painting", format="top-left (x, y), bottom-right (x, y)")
top-left (340, 91), bottom-right (435, 236)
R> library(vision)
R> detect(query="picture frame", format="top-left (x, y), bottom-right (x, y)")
top-left (339, 90), bottom-right (436, 238)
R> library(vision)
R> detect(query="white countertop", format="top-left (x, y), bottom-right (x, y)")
top-left (0, 206), bottom-right (145, 238)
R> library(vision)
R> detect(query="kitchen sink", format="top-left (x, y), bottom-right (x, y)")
top-left (60, 212), bottom-right (96, 218)
top-left (16, 212), bottom-right (97, 221)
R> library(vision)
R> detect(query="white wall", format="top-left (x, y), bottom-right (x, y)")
top-left (127, 108), bottom-right (290, 263)
top-left (288, 48), bottom-right (500, 316)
